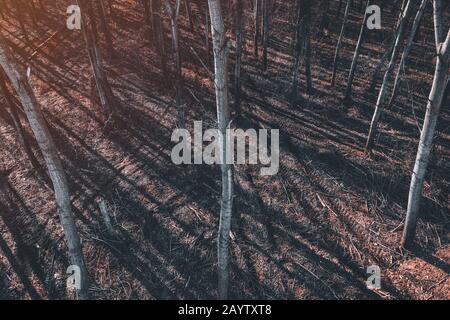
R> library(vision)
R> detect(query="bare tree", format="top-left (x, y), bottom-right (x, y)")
top-left (254, 0), bottom-right (261, 57)
top-left (184, 0), bottom-right (195, 31)
top-left (331, 0), bottom-right (351, 87)
top-left (0, 72), bottom-right (43, 177)
top-left (365, 0), bottom-right (412, 153)
top-left (234, 0), bottom-right (245, 113)
top-left (345, 0), bottom-right (371, 101)
top-left (153, 0), bottom-right (169, 75)
top-left (402, 1), bottom-right (450, 248)
top-left (292, 0), bottom-right (313, 102)
top-left (78, 0), bottom-right (116, 118)
top-left (262, 0), bottom-right (270, 70)
top-left (97, 0), bottom-right (115, 58)
top-left (389, 0), bottom-right (429, 107)
top-left (165, 0), bottom-right (185, 128)
top-left (207, 0), bottom-right (234, 300)
top-left (369, 0), bottom-right (408, 92)
top-left (0, 37), bottom-right (90, 300)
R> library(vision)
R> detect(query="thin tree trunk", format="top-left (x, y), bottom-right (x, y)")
top-left (184, 0), bottom-right (195, 31)
top-left (331, 0), bottom-right (351, 87)
top-left (0, 38), bottom-right (90, 300)
top-left (0, 72), bottom-right (43, 176)
top-left (165, 0), bottom-right (185, 128)
top-left (207, 0), bottom-right (234, 300)
top-left (345, 0), bottom-right (371, 100)
top-left (79, 0), bottom-right (116, 118)
top-left (319, 0), bottom-right (331, 35)
top-left (303, 2), bottom-right (312, 93)
top-left (292, 0), bottom-right (312, 103)
top-left (262, 0), bottom-right (270, 70)
top-left (97, 0), bottom-right (115, 58)
top-left (254, 0), bottom-right (261, 57)
top-left (153, 0), bottom-right (168, 76)
top-left (205, 9), bottom-right (211, 63)
top-left (234, 0), bottom-right (244, 113)
top-left (402, 24), bottom-right (450, 248)
top-left (389, 0), bottom-right (429, 107)
top-left (369, 0), bottom-right (407, 92)
top-left (366, 0), bottom-right (412, 153)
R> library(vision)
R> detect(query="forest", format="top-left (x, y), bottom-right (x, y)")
top-left (0, 0), bottom-right (448, 300)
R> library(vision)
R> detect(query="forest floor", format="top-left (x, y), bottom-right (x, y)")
top-left (0, 0), bottom-right (449, 299)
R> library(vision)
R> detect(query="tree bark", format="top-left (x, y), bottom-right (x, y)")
top-left (262, 0), bottom-right (270, 70)
top-left (254, 0), bottom-right (261, 57)
top-left (153, 0), bottom-right (169, 76)
top-left (0, 37), bottom-right (90, 300)
top-left (234, 0), bottom-right (244, 114)
top-left (165, 0), bottom-right (185, 128)
top-left (0, 72), bottom-right (44, 177)
top-left (97, 0), bottom-right (115, 58)
top-left (389, 0), bottom-right (429, 107)
top-left (78, 0), bottom-right (116, 118)
top-left (207, 0), bottom-right (234, 300)
top-left (331, 0), bottom-right (351, 87)
top-left (365, 0), bottom-right (412, 153)
top-left (345, 0), bottom-right (371, 100)
top-left (402, 3), bottom-right (450, 248)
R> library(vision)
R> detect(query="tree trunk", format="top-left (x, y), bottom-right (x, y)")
top-left (319, 0), bottom-right (331, 35)
top-left (389, 0), bottom-right (429, 107)
top-left (207, 0), bottom-right (234, 300)
top-left (97, 0), bottom-right (115, 58)
top-left (0, 37), bottom-right (90, 300)
top-left (205, 8), bottom-right (211, 64)
top-left (153, 0), bottom-right (169, 76)
top-left (262, 0), bottom-right (270, 70)
top-left (184, 0), bottom-right (195, 31)
top-left (79, 0), bottom-right (116, 118)
top-left (234, 0), bottom-right (244, 114)
top-left (165, 0), bottom-right (185, 128)
top-left (254, 0), bottom-right (261, 57)
top-left (0, 72), bottom-right (44, 177)
top-left (345, 0), bottom-right (371, 100)
top-left (303, 2), bottom-right (312, 93)
top-left (365, 0), bottom-right (412, 153)
top-left (369, 0), bottom-right (407, 92)
top-left (331, 0), bottom-right (351, 86)
top-left (402, 3), bottom-right (450, 248)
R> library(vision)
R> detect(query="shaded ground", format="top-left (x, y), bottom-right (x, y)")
top-left (0, 0), bottom-right (448, 299)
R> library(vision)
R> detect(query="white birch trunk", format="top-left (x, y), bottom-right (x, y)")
top-left (0, 38), bottom-right (90, 300)
top-left (402, 8), bottom-right (450, 248)
top-left (208, 0), bottom-right (234, 300)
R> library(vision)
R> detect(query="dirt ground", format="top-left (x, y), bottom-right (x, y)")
top-left (0, 0), bottom-right (448, 299)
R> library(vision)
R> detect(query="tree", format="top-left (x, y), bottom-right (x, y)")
top-left (318, 0), bottom-right (331, 35)
top-left (331, 0), bottom-right (351, 87)
top-left (0, 71), bottom-right (44, 178)
top-left (153, 0), bottom-right (169, 76)
top-left (291, 0), bottom-right (313, 102)
top-left (262, 0), bottom-right (270, 70)
top-left (402, 0), bottom-right (450, 248)
top-left (365, 0), bottom-right (412, 153)
top-left (389, 0), bottom-right (429, 107)
top-left (207, 0), bottom-right (234, 300)
top-left (345, 0), bottom-right (371, 101)
top-left (234, 0), bottom-right (245, 114)
top-left (369, 0), bottom-right (408, 92)
top-left (0, 37), bottom-right (90, 300)
top-left (254, 0), bottom-right (261, 57)
top-left (97, 0), bottom-right (115, 58)
top-left (78, 0), bottom-right (116, 118)
top-left (165, 0), bottom-right (185, 128)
